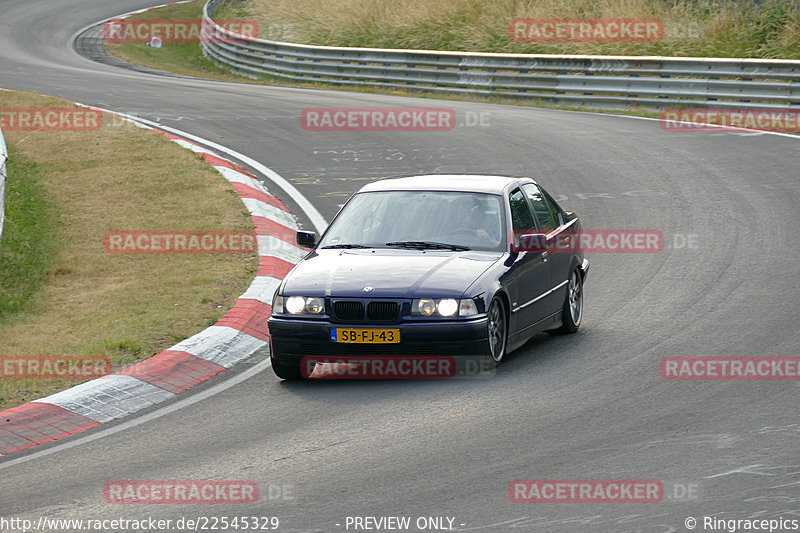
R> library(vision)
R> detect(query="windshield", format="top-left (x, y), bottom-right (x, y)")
top-left (318, 190), bottom-right (506, 252)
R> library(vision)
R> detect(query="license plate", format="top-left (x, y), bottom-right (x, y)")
top-left (331, 328), bottom-right (400, 344)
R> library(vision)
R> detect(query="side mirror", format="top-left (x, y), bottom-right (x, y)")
top-left (296, 230), bottom-right (317, 248)
top-left (510, 233), bottom-right (548, 254)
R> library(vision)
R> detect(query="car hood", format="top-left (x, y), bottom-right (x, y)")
top-left (283, 249), bottom-right (502, 298)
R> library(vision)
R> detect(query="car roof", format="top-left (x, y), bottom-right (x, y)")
top-left (358, 175), bottom-right (535, 195)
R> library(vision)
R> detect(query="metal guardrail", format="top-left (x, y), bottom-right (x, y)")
top-left (0, 123), bottom-right (8, 243)
top-left (200, 0), bottom-right (800, 111)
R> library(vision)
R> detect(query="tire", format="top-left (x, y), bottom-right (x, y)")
top-left (556, 268), bottom-right (583, 334)
top-left (271, 356), bottom-right (304, 380)
top-left (487, 296), bottom-right (508, 364)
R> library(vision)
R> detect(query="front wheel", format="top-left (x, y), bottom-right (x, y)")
top-left (555, 268), bottom-right (583, 334)
top-left (487, 296), bottom-right (508, 364)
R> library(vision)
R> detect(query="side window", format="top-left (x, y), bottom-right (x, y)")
top-left (509, 189), bottom-right (536, 233)
top-left (522, 184), bottom-right (556, 232)
top-left (542, 189), bottom-right (564, 227)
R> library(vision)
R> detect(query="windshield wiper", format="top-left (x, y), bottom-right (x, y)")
top-left (321, 244), bottom-right (372, 249)
top-left (385, 241), bottom-right (470, 251)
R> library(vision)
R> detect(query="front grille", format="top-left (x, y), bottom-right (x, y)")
top-left (333, 301), bottom-right (365, 321)
top-left (367, 301), bottom-right (400, 321)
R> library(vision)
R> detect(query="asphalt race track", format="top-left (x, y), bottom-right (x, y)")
top-left (1, 1), bottom-right (799, 531)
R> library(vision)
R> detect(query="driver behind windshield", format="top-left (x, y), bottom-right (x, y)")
top-left (448, 195), bottom-right (502, 248)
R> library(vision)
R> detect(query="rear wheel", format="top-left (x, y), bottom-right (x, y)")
top-left (271, 357), bottom-right (303, 380)
top-left (487, 296), bottom-right (508, 364)
top-left (556, 268), bottom-right (583, 334)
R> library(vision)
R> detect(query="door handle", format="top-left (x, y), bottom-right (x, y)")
top-left (542, 251), bottom-right (549, 262)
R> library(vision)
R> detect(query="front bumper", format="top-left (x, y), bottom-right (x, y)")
top-left (268, 315), bottom-right (489, 361)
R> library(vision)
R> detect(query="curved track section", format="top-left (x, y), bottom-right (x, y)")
top-left (1, 1), bottom-right (798, 531)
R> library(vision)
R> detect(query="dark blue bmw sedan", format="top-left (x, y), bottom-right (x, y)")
top-left (267, 175), bottom-right (589, 379)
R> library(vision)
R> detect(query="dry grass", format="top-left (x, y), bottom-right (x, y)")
top-left (0, 90), bottom-right (256, 410)
top-left (239, 0), bottom-right (800, 58)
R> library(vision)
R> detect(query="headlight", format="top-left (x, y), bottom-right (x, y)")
top-left (437, 298), bottom-right (458, 317)
top-left (280, 296), bottom-right (325, 315)
top-left (306, 298), bottom-right (325, 314)
top-left (286, 296), bottom-right (306, 314)
top-left (414, 298), bottom-right (437, 316)
top-left (411, 298), bottom-right (478, 317)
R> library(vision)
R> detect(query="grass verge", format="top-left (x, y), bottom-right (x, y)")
top-left (0, 152), bottom-right (60, 322)
top-left (243, 0), bottom-right (800, 58)
top-left (0, 90), bottom-right (257, 410)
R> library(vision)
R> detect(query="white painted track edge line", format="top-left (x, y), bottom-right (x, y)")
top-left (0, 359), bottom-right (271, 470)
top-left (549, 108), bottom-right (800, 140)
